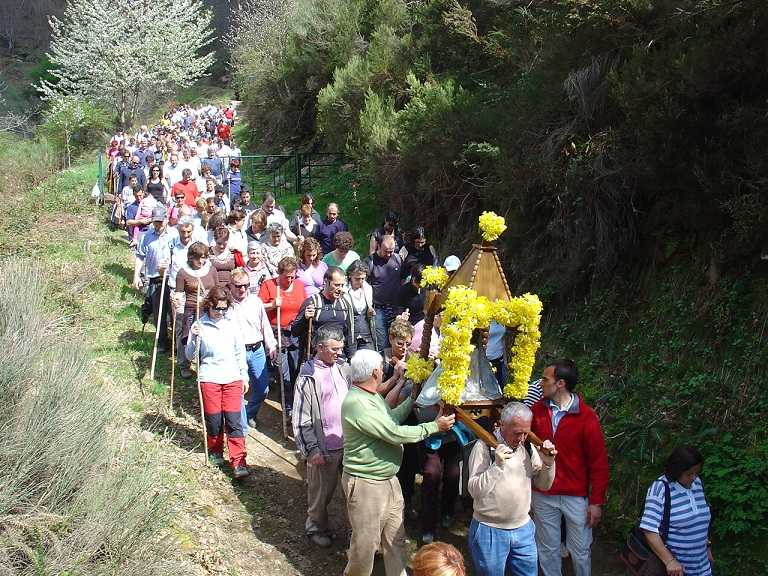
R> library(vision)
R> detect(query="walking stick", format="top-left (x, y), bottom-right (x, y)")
top-left (306, 317), bottom-right (313, 360)
top-left (169, 298), bottom-right (177, 409)
top-left (149, 266), bottom-right (169, 381)
top-left (276, 284), bottom-right (288, 439)
top-left (168, 244), bottom-right (176, 408)
top-left (196, 281), bottom-right (210, 464)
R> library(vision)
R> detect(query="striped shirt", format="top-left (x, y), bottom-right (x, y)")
top-left (640, 476), bottom-right (712, 576)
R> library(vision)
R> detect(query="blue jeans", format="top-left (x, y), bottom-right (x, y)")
top-left (245, 346), bottom-right (269, 420)
top-left (469, 518), bottom-right (538, 576)
top-left (373, 304), bottom-right (395, 352)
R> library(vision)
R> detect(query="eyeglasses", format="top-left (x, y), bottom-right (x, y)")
top-left (233, 283), bottom-right (250, 289)
top-left (212, 306), bottom-right (228, 312)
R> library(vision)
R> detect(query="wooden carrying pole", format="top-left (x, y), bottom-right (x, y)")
top-left (450, 405), bottom-right (552, 454)
top-left (196, 282), bottom-right (209, 464)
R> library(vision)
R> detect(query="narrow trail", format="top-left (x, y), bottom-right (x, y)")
top-left (146, 378), bottom-right (627, 576)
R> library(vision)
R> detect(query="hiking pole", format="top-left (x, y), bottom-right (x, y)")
top-left (276, 284), bottom-right (288, 439)
top-left (168, 244), bottom-right (176, 409)
top-left (169, 296), bottom-right (177, 410)
top-left (195, 281), bottom-right (210, 464)
top-left (149, 266), bottom-right (169, 381)
top-left (306, 317), bottom-right (313, 361)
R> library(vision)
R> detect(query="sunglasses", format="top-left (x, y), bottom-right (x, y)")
top-left (212, 306), bottom-right (228, 312)
top-left (233, 283), bottom-right (250, 289)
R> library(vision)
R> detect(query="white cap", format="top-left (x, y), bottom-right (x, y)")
top-left (444, 255), bottom-right (461, 272)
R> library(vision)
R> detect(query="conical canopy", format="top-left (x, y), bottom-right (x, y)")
top-left (446, 242), bottom-right (512, 302)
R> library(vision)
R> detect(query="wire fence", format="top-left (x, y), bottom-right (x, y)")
top-left (99, 151), bottom-right (346, 202)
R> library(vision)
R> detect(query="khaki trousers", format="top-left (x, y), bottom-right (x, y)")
top-left (306, 449), bottom-right (346, 535)
top-left (342, 472), bottom-right (407, 576)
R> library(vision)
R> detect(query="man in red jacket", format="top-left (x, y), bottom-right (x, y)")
top-left (530, 358), bottom-right (609, 576)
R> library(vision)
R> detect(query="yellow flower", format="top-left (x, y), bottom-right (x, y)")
top-left (421, 266), bottom-right (449, 288)
top-left (478, 211), bottom-right (507, 242)
top-left (405, 355), bottom-right (436, 385)
top-left (432, 281), bottom-right (543, 404)
top-left (494, 293), bottom-right (542, 400)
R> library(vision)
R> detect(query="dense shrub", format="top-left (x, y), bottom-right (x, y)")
top-left (0, 260), bottom-right (178, 575)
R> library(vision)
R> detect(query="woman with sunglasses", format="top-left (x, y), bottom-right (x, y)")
top-left (145, 164), bottom-right (170, 204)
top-left (186, 285), bottom-right (250, 478)
top-left (168, 189), bottom-right (187, 227)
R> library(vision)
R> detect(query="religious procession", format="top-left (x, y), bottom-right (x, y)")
top-left (115, 104), bottom-right (713, 576)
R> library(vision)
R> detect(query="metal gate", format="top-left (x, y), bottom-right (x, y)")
top-left (98, 151), bottom-right (346, 200)
top-left (239, 152), bottom-right (346, 198)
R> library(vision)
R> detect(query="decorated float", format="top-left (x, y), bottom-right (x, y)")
top-left (405, 212), bottom-right (547, 449)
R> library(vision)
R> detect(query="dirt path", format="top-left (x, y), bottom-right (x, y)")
top-left (142, 381), bottom-right (627, 576)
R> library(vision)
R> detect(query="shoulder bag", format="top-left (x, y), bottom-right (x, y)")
top-left (620, 479), bottom-right (671, 576)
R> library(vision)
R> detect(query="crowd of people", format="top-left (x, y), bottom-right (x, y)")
top-left (117, 106), bottom-right (714, 576)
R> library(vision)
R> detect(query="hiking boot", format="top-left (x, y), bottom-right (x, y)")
top-left (422, 532), bottom-right (435, 545)
top-left (308, 532), bottom-right (331, 549)
top-left (180, 367), bottom-right (193, 379)
top-left (210, 452), bottom-right (225, 464)
top-left (247, 417), bottom-right (259, 429)
top-left (233, 465), bottom-right (249, 479)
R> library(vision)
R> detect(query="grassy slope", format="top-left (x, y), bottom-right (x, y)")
top-left (1, 157), bottom-right (205, 568)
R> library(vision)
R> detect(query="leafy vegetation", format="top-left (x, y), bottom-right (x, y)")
top-left (41, 0), bottom-right (215, 129)
top-left (232, 0), bottom-right (768, 572)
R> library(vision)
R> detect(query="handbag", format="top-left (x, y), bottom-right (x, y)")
top-left (637, 554), bottom-right (668, 576)
top-left (620, 479), bottom-right (671, 575)
top-left (111, 201), bottom-right (125, 229)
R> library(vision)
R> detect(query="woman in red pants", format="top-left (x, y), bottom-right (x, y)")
top-left (186, 285), bottom-right (250, 478)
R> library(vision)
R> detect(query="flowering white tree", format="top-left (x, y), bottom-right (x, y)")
top-left (39, 0), bottom-right (216, 129)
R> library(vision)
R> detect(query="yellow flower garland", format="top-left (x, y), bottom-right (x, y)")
top-left (492, 294), bottom-right (543, 399)
top-left (479, 211), bottom-right (507, 242)
top-left (421, 265), bottom-right (449, 289)
top-left (412, 212), bottom-right (542, 405)
top-left (405, 355), bottom-right (436, 385)
top-left (434, 287), bottom-right (543, 404)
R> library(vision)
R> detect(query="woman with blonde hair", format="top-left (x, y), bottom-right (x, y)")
top-left (413, 542), bottom-right (466, 576)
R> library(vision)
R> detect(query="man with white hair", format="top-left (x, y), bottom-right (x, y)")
top-left (467, 402), bottom-right (557, 576)
top-left (341, 349), bottom-right (455, 576)
top-left (201, 145), bottom-right (224, 180)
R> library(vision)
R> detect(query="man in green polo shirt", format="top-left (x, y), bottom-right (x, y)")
top-left (341, 349), bottom-right (455, 576)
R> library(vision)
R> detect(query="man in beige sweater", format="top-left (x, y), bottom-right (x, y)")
top-left (467, 402), bottom-right (557, 576)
